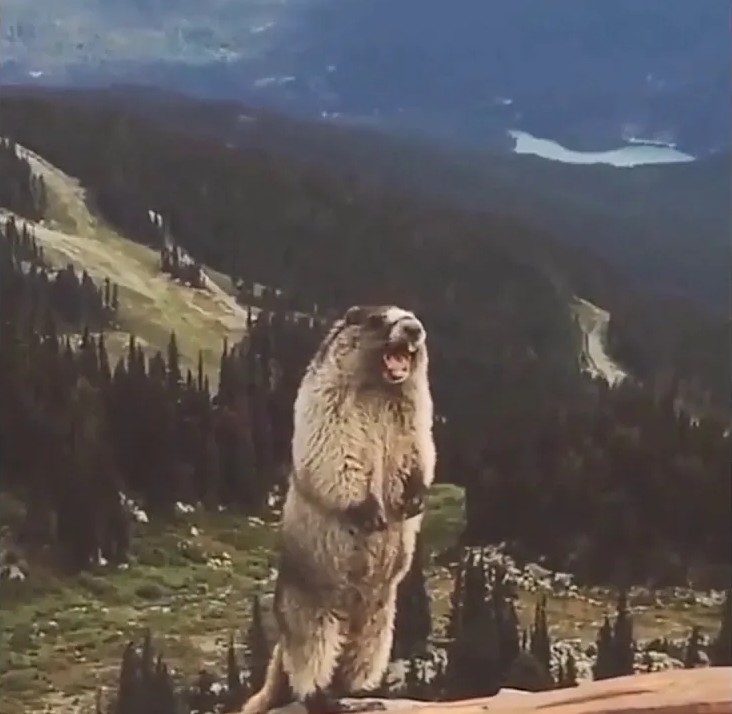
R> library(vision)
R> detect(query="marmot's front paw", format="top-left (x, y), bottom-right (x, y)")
top-left (398, 471), bottom-right (427, 520)
top-left (400, 489), bottom-right (426, 519)
top-left (344, 493), bottom-right (387, 534)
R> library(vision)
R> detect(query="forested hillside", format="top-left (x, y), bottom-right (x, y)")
top-left (0, 113), bottom-right (729, 581)
top-left (0, 92), bottom-right (729, 402)
top-left (9, 86), bottom-right (727, 313)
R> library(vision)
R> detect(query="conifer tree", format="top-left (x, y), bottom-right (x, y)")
top-left (140, 628), bottom-right (155, 689)
top-left (529, 596), bottom-right (552, 679)
top-left (445, 556), bottom-right (466, 641)
top-left (114, 642), bottom-right (141, 714)
top-left (563, 651), bottom-right (579, 687)
top-left (710, 589), bottom-right (732, 666)
top-left (683, 626), bottom-right (704, 669)
top-left (244, 595), bottom-right (270, 693)
top-left (392, 534), bottom-right (431, 660)
top-left (612, 589), bottom-right (635, 677)
top-left (151, 655), bottom-right (178, 714)
top-left (98, 333), bottom-right (112, 385)
top-left (490, 566), bottom-right (521, 680)
top-left (167, 332), bottom-right (182, 390)
top-left (227, 632), bottom-right (245, 709)
top-left (445, 552), bottom-right (501, 698)
top-left (593, 616), bottom-right (615, 680)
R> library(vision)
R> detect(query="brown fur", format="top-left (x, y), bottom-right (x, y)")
top-left (238, 305), bottom-right (436, 714)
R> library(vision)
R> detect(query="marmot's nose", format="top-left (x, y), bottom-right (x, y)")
top-left (401, 321), bottom-right (424, 342)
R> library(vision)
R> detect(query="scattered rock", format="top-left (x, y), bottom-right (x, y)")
top-left (0, 541), bottom-right (29, 582)
top-left (0, 562), bottom-right (26, 581)
top-left (119, 492), bottom-right (149, 523)
top-left (175, 501), bottom-right (196, 516)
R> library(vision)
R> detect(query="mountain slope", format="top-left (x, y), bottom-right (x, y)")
top-left (0, 89), bottom-right (727, 410)
top-left (0, 140), bottom-right (255, 386)
top-left (11, 85), bottom-right (726, 313)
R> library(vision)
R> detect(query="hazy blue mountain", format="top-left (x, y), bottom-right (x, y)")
top-left (1, 0), bottom-right (729, 154)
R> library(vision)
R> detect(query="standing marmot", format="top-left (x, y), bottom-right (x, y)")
top-left (239, 304), bottom-right (436, 714)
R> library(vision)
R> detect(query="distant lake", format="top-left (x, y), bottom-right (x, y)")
top-left (508, 129), bottom-right (695, 167)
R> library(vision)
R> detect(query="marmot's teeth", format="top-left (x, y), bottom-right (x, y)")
top-left (407, 344), bottom-right (417, 353)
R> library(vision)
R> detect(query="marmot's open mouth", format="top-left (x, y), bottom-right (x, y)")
top-left (383, 343), bottom-right (417, 383)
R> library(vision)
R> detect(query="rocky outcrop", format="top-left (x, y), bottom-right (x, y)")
top-left (270, 668), bottom-right (732, 714)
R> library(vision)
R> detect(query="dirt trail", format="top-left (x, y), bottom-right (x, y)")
top-left (3, 143), bottom-right (255, 386)
top-left (572, 297), bottom-right (627, 386)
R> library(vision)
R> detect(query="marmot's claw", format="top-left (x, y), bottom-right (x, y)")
top-left (305, 694), bottom-right (386, 714)
top-left (304, 689), bottom-right (346, 714)
top-left (399, 471), bottom-right (427, 520)
top-left (336, 701), bottom-right (387, 713)
top-left (344, 494), bottom-right (388, 533)
top-left (401, 490), bottom-right (426, 519)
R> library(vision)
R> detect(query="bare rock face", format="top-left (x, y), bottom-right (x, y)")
top-left (269, 668), bottom-right (732, 714)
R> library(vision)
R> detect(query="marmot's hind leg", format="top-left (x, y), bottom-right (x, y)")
top-left (277, 587), bottom-right (344, 705)
top-left (334, 593), bottom-right (397, 696)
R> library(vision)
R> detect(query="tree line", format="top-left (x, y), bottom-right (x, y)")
top-left (1, 134), bottom-right (729, 582)
top-left (0, 136), bottom-right (47, 220)
top-left (0, 239), bottom-right (321, 569)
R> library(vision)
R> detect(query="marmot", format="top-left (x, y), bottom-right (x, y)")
top-left (239, 304), bottom-right (436, 714)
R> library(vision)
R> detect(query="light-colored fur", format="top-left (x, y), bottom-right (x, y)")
top-left (239, 305), bottom-right (435, 714)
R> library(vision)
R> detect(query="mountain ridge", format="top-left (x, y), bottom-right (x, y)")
top-left (0, 87), bottom-right (728, 411)
top-left (3, 84), bottom-right (726, 315)
top-left (1, 0), bottom-right (728, 155)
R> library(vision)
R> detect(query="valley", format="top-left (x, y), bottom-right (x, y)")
top-left (34, 85), bottom-right (726, 316)
top-left (0, 93), bottom-right (729, 713)
top-left (2, 140), bottom-right (629, 392)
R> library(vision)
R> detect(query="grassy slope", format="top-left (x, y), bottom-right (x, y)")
top-left (0, 486), bottom-right (461, 714)
top-left (2, 143), bottom-right (255, 389)
top-left (0, 484), bottom-right (721, 714)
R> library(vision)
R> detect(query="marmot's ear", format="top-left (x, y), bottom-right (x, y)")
top-left (344, 305), bottom-right (368, 325)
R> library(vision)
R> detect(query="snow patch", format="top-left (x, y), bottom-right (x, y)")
top-left (250, 21), bottom-right (275, 34)
top-left (254, 76), bottom-right (296, 88)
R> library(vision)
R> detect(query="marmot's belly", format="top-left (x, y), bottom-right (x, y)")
top-left (345, 528), bottom-right (405, 587)
top-left (281, 493), bottom-right (407, 592)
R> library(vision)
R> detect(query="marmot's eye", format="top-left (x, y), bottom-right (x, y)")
top-left (344, 306), bottom-right (367, 325)
top-left (366, 313), bottom-right (386, 329)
